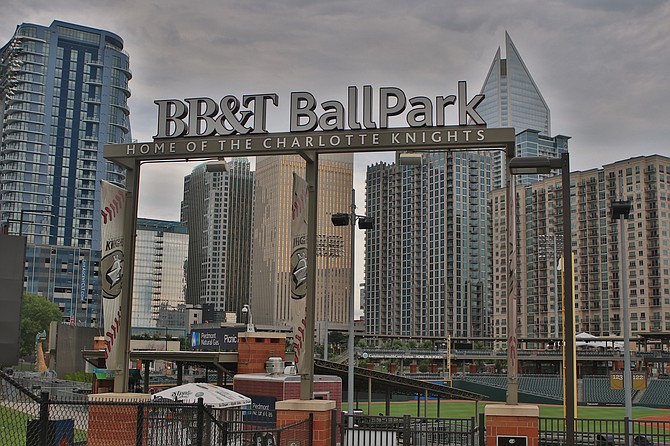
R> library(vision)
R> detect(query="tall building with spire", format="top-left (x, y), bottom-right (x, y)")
top-left (0, 21), bottom-right (131, 326)
top-left (363, 33), bottom-right (568, 341)
top-left (478, 32), bottom-right (557, 188)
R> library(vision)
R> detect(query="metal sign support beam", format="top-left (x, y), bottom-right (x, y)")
top-left (114, 160), bottom-right (140, 392)
top-left (300, 151), bottom-right (318, 400)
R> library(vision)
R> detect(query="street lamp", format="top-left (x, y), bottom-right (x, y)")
top-left (331, 189), bottom-right (373, 426)
top-left (612, 195), bottom-right (633, 431)
top-left (509, 153), bottom-right (575, 445)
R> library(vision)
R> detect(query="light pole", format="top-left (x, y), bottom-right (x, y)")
top-left (331, 189), bottom-right (373, 426)
top-left (324, 254), bottom-right (330, 361)
top-left (612, 190), bottom-right (633, 430)
top-left (509, 153), bottom-right (575, 446)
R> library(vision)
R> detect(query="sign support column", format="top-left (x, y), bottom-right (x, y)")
top-left (114, 161), bottom-right (140, 392)
top-left (300, 151), bottom-right (318, 400)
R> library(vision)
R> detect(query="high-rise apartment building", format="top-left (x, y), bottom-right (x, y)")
top-left (363, 34), bottom-right (565, 341)
top-left (0, 21), bottom-right (131, 325)
top-left (181, 158), bottom-right (254, 321)
top-left (478, 32), bottom-right (554, 189)
top-left (365, 151), bottom-right (495, 339)
top-left (491, 155), bottom-right (670, 343)
top-left (250, 154), bottom-right (353, 335)
top-left (131, 218), bottom-right (188, 329)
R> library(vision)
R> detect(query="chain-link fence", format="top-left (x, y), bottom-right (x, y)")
top-left (10, 371), bottom-right (92, 402)
top-left (1, 369), bottom-right (312, 446)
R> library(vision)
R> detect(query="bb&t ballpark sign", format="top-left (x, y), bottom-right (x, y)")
top-left (154, 82), bottom-right (485, 138)
top-left (104, 82), bottom-right (516, 165)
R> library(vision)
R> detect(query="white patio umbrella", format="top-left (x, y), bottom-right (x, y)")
top-left (576, 332), bottom-right (608, 348)
top-left (151, 383), bottom-right (251, 409)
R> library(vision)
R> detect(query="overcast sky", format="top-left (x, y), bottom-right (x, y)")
top-left (3, 0), bottom-right (670, 288)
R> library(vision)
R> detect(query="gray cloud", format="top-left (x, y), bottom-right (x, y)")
top-left (3, 0), bottom-right (669, 220)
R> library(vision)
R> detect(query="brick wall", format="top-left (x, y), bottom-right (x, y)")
top-left (485, 405), bottom-right (539, 446)
top-left (235, 376), bottom-right (342, 412)
top-left (237, 333), bottom-right (286, 374)
top-left (234, 378), bottom-right (285, 400)
top-left (87, 393), bottom-right (151, 446)
top-left (276, 400), bottom-right (336, 446)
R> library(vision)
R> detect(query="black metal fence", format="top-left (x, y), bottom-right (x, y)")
top-left (0, 369), bottom-right (312, 446)
top-left (341, 413), bottom-right (479, 446)
top-left (7, 368), bottom-right (669, 446)
top-left (539, 417), bottom-right (670, 446)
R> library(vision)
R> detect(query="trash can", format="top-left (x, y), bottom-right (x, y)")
top-left (26, 419), bottom-right (74, 446)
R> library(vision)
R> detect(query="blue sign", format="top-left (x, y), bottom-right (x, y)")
top-left (189, 327), bottom-right (245, 352)
top-left (245, 395), bottom-right (277, 423)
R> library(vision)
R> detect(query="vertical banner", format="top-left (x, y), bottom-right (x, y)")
top-left (290, 173), bottom-right (309, 374)
top-left (100, 180), bottom-right (128, 369)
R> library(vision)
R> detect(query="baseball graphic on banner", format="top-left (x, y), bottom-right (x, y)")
top-left (100, 180), bottom-right (128, 366)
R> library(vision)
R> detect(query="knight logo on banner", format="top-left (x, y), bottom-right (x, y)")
top-left (100, 180), bottom-right (128, 369)
top-left (290, 173), bottom-right (308, 373)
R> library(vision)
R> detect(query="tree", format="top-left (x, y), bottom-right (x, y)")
top-left (328, 331), bottom-right (347, 347)
top-left (20, 293), bottom-right (63, 357)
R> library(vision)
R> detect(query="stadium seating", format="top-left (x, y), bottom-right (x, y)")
top-left (583, 376), bottom-right (639, 405)
top-left (637, 378), bottom-right (670, 408)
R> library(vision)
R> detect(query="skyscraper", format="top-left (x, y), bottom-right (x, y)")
top-left (491, 154), bottom-right (670, 342)
top-left (181, 158), bottom-right (254, 321)
top-left (131, 218), bottom-right (188, 330)
top-left (250, 154), bottom-right (353, 334)
top-left (478, 32), bottom-right (553, 188)
top-left (364, 34), bottom-right (568, 341)
top-left (0, 21), bottom-right (131, 325)
top-left (366, 151), bottom-right (495, 339)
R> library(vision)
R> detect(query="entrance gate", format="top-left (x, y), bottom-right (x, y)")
top-left (104, 117), bottom-right (516, 398)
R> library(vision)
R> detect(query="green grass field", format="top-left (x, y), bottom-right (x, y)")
top-left (0, 406), bottom-right (87, 445)
top-left (0, 405), bottom-right (33, 445)
top-left (343, 400), bottom-right (670, 421)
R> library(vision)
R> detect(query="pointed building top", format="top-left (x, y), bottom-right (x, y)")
top-left (478, 32), bottom-right (550, 136)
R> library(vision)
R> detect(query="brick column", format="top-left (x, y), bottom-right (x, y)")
top-left (276, 399), bottom-right (336, 446)
top-left (485, 404), bottom-right (539, 446)
top-left (88, 393), bottom-right (151, 446)
top-left (237, 332), bottom-right (287, 374)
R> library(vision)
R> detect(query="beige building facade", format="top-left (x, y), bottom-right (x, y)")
top-left (492, 155), bottom-right (670, 346)
top-left (250, 154), bottom-right (354, 337)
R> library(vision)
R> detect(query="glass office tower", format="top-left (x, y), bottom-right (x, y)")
top-left (182, 159), bottom-right (255, 322)
top-left (131, 218), bottom-right (188, 330)
top-left (364, 33), bottom-right (568, 342)
top-left (478, 32), bottom-right (552, 189)
top-left (0, 21), bottom-right (131, 325)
